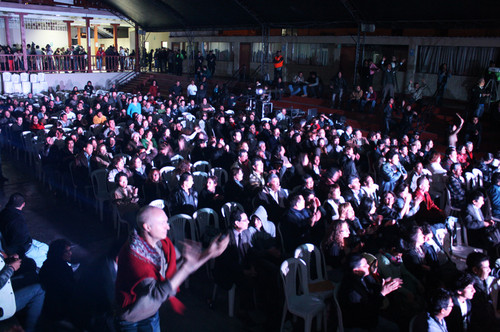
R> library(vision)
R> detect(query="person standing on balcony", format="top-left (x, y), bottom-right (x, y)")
top-left (273, 50), bottom-right (284, 82)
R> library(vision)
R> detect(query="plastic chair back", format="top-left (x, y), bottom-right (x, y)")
top-left (210, 167), bottom-right (229, 187)
top-left (280, 258), bottom-right (309, 302)
top-left (149, 199), bottom-right (166, 210)
top-left (171, 154), bottom-right (184, 167)
top-left (192, 160), bottom-right (211, 173)
top-left (221, 202), bottom-right (244, 229)
top-left (168, 214), bottom-right (195, 248)
top-left (193, 208), bottom-right (220, 240)
top-left (192, 171), bottom-right (208, 194)
top-left (294, 243), bottom-right (327, 283)
top-left (91, 168), bottom-right (110, 198)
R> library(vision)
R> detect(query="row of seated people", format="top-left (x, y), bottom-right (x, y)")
top-left (0, 77), bottom-right (499, 330)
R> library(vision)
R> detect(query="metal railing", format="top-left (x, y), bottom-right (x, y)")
top-left (0, 54), bottom-right (137, 73)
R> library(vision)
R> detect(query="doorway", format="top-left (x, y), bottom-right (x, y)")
top-left (239, 43), bottom-right (251, 79)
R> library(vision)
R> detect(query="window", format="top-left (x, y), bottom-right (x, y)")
top-left (251, 43), bottom-right (283, 63)
top-left (363, 45), bottom-right (409, 71)
top-left (417, 46), bottom-right (499, 76)
top-left (287, 43), bottom-right (332, 66)
top-left (162, 41), bottom-right (168, 48)
top-left (207, 42), bottom-right (232, 61)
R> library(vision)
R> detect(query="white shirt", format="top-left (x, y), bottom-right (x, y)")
top-left (187, 84), bottom-right (198, 96)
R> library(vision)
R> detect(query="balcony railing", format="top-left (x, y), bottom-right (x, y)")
top-left (0, 54), bottom-right (137, 73)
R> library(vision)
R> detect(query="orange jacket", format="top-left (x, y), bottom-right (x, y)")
top-left (273, 55), bottom-right (284, 69)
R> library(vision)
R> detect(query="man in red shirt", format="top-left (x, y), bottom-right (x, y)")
top-left (413, 176), bottom-right (446, 224)
top-left (115, 206), bottom-right (228, 330)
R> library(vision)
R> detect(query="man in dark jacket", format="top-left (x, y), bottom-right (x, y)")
top-left (0, 193), bottom-right (48, 268)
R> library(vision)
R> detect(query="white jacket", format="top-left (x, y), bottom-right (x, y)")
top-left (0, 256), bottom-right (16, 321)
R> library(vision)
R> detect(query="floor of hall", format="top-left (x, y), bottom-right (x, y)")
top-left (0, 150), bottom-right (271, 331)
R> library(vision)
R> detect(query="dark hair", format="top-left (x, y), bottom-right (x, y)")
top-left (469, 190), bottom-right (484, 203)
top-left (394, 183), bottom-right (408, 197)
top-left (493, 172), bottom-right (500, 185)
top-left (405, 225), bottom-right (422, 249)
top-left (358, 196), bottom-right (374, 220)
top-left (178, 172), bottom-right (192, 187)
top-left (466, 252), bottom-right (489, 272)
top-left (452, 272), bottom-right (475, 294)
top-left (47, 239), bottom-right (72, 261)
top-left (288, 194), bottom-right (303, 208)
top-left (445, 147), bottom-right (456, 156)
top-left (450, 162), bottom-right (461, 173)
top-left (416, 175), bottom-right (429, 188)
top-left (428, 288), bottom-right (452, 316)
top-left (231, 167), bottom-right (242, 177)
top-left (302, 174), bottom-right (313, 184)
top-left (421, 223), bottom-right (433, 236)
top-left (114, 171), bottom-right (128, 183)
top-left (346, 253), bottom-right (365, 272)
top-left (6, 193), bottom-right (25, 208)
top-left (229, 208), bottom-right (245, 226)
top-left (147, 168), bottom-right (160, 182)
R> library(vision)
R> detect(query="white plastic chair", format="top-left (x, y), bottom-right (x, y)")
top-left (193, 208), bottom-right (220, 241)
top-left (280, 258), bottom-right (326, 332)
top-left (170, 154), bottom-right (184, 167)
top-left (471, 168), bottom-right (483, 188)
top-left (149, 199), bottom-right (166, 210)
top-left (464, 172), bottom-right (475, 191)
top-left (210, 167), bottom-right (229, 187)
top-left (444, 188), bottom-right (461, 218)
top-left (168, 214), bottom-right (196, 249)
top-left (192, 171), bottom-right (208, 194)
top-left (294, 243), bottom-right (334, 301)
top-left (160, 166), bottom-right (177, 191)
top-left (192, 160), bottom-right (211, 173)
top-left (221, 202), bottom-right (244, 229)
top-left (277, 223), bottom-right (286, 256)
top-left (333, 283), bottom-right (344, 332)
top-left (91, 169), bottom-right (111, 221)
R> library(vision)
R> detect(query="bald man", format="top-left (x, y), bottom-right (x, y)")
top-left (115, 206), bottom-right (228, 330)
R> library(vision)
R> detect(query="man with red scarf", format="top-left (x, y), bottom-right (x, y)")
top-left (115, 206), bottom-right (228, 330)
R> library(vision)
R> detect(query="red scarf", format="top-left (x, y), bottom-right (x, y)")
top-left (116, 232), bottom-right (185, 314)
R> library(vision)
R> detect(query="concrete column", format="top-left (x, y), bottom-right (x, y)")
top-left (4, 17), bottom-right (11, 47)
top-left (134, 24), bottom-right (140, 72)
top-left (111, 23), bottom-right (120, 48)
top-left (63, 20), bottom-right (73, 47)
top-left (77, 27), bottom-right (81, 46)
top-left (233, 41), bottom-right (240, 75)
top-left (406, 38), bottom-right (419, 89)
top-left (84, 17), bottom-right (93, 72)
top-left (18, 13), bottom-right (27, 71)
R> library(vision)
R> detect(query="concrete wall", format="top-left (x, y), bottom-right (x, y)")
top-left (44, 72), bottom-right (133, 91)
top-left (0, 27), bottom-right (68, 49)
top-left (0, 26), bottom-right (132, 55)
top-left (145, 32), bottom-right (170, 51)
top-left (170, 34), bottom-right (500, 101)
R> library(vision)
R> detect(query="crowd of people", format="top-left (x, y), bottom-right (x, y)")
top-left (0, 51), bottom-right (499, 331)
top-left (0, 43), bottom-right (135, 73)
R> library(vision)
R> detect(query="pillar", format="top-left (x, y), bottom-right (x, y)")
top-left (19, 13), bottom-right (27, 71)
top-left (63, 20), bottom-right (73, 47)
top-left (4, 17), bottom-right (11, 47)
top-left (93, 24), bottom-right (99, 54)
top-left (134, 24), bottom-right (140, 72)
top-left (77, 27), bottom-right (81, 46)
top-left (84, 17), bottom-right (93, 73)
top-left (111, 23), bottom-right (120, 48)
top-left (406, 38), bottom-right (419, 92)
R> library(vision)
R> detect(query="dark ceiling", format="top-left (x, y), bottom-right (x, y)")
top-left (102, 0), bottom-right (500, 32)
